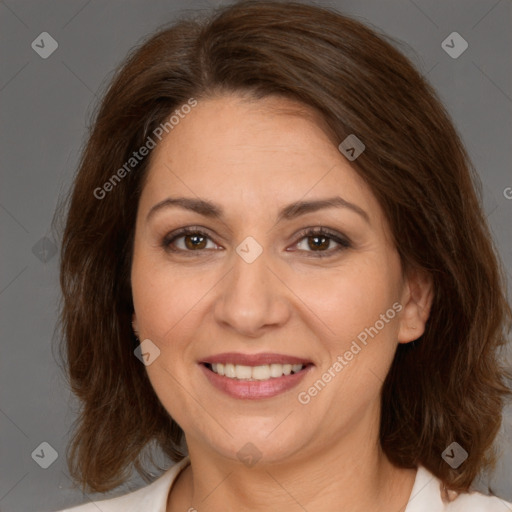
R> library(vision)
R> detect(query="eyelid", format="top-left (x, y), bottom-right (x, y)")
top-left (162, 225), bottom-right (352, 258)
top-left (162, 226), bottom-right (222, 251)
top-left (288, 226), bottom-right (352, 257)
top-left (292, 226), bottom-right (350, 244)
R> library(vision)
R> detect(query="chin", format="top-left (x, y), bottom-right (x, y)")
top-left (202, 421), bottom-right (311, 467)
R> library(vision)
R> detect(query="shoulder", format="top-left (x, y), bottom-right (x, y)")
top-left (53, 457), bottom-right (190, 512)
top-left (406, 466), bottom-right (512, 512)
top-left (444, 491), bottom-right (512, 511)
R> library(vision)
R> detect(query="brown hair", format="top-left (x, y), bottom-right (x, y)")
top-left (57, 0), bottom-right (511, 495)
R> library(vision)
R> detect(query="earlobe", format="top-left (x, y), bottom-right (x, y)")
top-left (397, 267), bottom-right (434, 344)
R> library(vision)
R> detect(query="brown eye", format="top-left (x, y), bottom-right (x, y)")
top-left (163, 228), bottom-right (219, 253)
top-left (183, 233), bottom-right (208, 250)
top-left (305, 234), bottom-right (331, 251)
top-left (292, 227), bottom-right (351, 258)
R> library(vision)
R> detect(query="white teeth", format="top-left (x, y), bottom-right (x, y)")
top-left (270, 363), bottom-right (283, 378)
top-left (252, 365), bottom-right (271, 380)
top-left (235, 365), bottom-right (253, 379)
top-left (224, 363), bottom-right (236, 378)
top-left (209, 363), bottom-right (305, 380)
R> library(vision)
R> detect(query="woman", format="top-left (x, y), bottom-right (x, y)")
top-left (55, 1), bottom-right (512, 510)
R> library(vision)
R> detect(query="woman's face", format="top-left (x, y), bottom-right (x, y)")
top-left (131, 94), bottom-right (429, 465)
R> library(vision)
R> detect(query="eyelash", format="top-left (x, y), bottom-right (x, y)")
top-left (162, 226), bottom-right (351, 258)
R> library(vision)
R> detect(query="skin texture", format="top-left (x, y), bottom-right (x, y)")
top-left (131, 94), bottom-right (433, 512)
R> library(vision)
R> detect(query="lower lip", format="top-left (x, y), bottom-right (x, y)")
top-left (200, 364), bottom-right (312, 400)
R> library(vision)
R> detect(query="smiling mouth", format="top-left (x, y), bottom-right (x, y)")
top-left (203, 362), bottom-right (311, 381)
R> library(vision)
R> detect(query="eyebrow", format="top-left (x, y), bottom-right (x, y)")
top-left (146, 195), bottom-right (370, 224)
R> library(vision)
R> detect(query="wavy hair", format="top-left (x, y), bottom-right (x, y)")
top-left (57, 0), bottom-right (511, 494)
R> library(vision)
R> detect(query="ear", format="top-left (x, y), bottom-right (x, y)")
top-left (397, 267), bottom-right (434, 344)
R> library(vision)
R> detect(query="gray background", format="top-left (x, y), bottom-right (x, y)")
top-left (0, 0), bottom-right (511, 510)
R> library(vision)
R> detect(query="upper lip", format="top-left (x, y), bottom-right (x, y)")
top-left (200, 352), bottom-right (312, 366)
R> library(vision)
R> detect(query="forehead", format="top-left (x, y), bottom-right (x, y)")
top-left (140, 94), bottom-right (378, 220)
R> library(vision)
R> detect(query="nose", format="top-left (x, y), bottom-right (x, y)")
top-left (213, 248), bottom-right (291, 338)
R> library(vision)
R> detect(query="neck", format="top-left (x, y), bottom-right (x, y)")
top-left (167, 419), bottom-right (416, 511)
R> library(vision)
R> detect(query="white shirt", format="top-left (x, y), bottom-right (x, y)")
top-left (56, 456), bottom-right (512, 511)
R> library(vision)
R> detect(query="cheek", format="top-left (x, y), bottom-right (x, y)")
top-left (131, 257), bottom-right (202, 415)
top-left (131, 251), bottom-right (213, 340)
top-left (298, 260), bottom-right (399, 336)
top-left (296, 270), bottom-right (400, 410)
